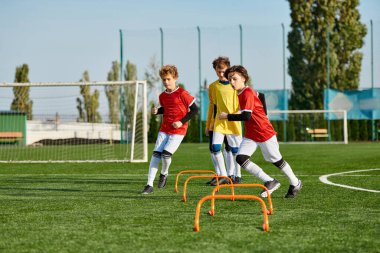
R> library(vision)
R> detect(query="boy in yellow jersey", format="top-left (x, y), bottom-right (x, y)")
top-left (205, 56), bottom-right (242, 184)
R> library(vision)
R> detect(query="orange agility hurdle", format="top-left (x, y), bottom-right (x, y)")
top-left (194, 195), bottom-right (269, 232)
top-left (209, 184), bottom-right (274, 216)
top-left (174, 170), bottom-right (217, 193)
top-left (182, 175), bottom-right (234, 202)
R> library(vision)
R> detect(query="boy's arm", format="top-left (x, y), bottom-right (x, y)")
top-left (151, 107), bottom-right (164, 115)
top-left (180, 103), bottom-right (198, 124)
top-left (205, 85), bottom-right (214, 130)
top-left (258, 92), bottom-right (267, 115)
top-left (219, 111), bottom-right (251, 121)
top-left (157, 107), bottom-right (164, 114)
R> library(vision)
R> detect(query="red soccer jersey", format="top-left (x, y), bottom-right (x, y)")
top-left (158, 87), bottom-right (196, 135)
top-left (238, 87), bottom-right (276, 142)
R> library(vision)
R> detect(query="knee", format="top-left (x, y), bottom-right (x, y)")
top-left (153, 151), bottom-right (162, 158)
top-left (231, 147), bottom-right (239, 154)
top-left (211, 144), bottom-right (222, 153)
top-left (162, 150), bottom-right (172, 159)
top-left (236, 154), bottom-right (250, 166)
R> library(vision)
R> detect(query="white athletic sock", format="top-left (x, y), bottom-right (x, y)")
top-left (280, 162), bottom-right (299, 186)
top-left (223, 150), bottom-right (234, 176)
top-left (242, 160), bottom-right (273, 182)
top-left (147, 155), bottom-right (161, 186)
top-left (160, 155), bottom-right (172, 176)
top-left (212, 152), bottom-right (227, 176)
top-left (210, 152), bottom-right (220, 175)
top-left (233, 154), bottom-right (241, 177)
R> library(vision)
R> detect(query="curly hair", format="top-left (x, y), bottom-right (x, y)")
top-left (212, 56), bottom-right (230, 70)
top-left (159, 65), bottom-right (178, 79)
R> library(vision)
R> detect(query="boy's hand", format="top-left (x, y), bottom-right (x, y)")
top-left (151, 107), bottom-right (158, 115)
top-left (204, 128), bottom-right (209, 136)
top-left (172, 121), bottom-right (183, 129)
top-left (219, 112), bottom-right (228, 120)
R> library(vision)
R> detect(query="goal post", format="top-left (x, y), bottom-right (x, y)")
top-left (0, 80), bottom-right (148, 163)
top-left (268, 109), bottom-right (348, 144)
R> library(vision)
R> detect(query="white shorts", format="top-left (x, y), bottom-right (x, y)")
top-left (238, 135), bottom-right (282, 163)
top-left (153, 132), bottom-right (184, 154)
top-left (212, 131), bottom-right (242, 149)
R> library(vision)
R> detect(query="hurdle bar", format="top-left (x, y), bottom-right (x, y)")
top-left (182, 175), bottom-right (234, 202)
top-left (174, 170), bottom-right (217, 193)
top-left (194, 195), bottom-right (269, 232)
top-left (209, 184), bottom-right (274, 216)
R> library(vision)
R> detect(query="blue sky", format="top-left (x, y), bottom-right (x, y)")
top-left (0, 0), bottom-right (379, 115)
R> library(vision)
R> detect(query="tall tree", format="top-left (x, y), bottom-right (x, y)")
top-left (144, 56), bottom-right (161, 96)
top-left (122, 61), bottom-right (138, 133)
top-left (106, 61), bottom-right (120, 124)
top-left (287, 0), bottom-right (366, 109)
top-left (11, 64), bottom-right (33, 119)
top-left (76, 71), bottom-right (102, 123)
top-left (145, 56), bottom-right (161, 140)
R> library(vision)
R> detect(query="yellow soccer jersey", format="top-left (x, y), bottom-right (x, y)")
top-left (207, 80), bottom-right (242, 135)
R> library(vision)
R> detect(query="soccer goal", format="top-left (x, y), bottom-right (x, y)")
top-left (268, 110), bottom-right (348, 144)
top-left (0, 80), bottom-right (148, 163)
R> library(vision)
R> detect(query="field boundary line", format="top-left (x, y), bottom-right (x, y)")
top-left (319, 168), bottom-right (380, 193)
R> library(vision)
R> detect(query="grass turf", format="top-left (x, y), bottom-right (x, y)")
top-left (0, 143), bottom-right (379, 252)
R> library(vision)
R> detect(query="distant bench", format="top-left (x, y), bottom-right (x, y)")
top-left (0, 132), bottom-right (23, 144)
top-left (306, 128), bottom-right (329, 139)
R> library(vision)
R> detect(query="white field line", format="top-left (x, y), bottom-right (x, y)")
top-left (319, 168), bottom-right (380, 193)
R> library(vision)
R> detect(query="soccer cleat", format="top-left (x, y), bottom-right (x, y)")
top-left (285, 180), bottom-right (302, 198)
top-left (260, 179), bottom-right (281, 198)
top-left (206, 177), bottom-right (217, 185)
top-left (233, 176), bottom-right (242, 184)
top-left (141, 185), bottom-right (153, 194)
top-left (210, 177), bottom-right (230, 186)
top-left (158, 173), bottom-right (167, 188)
top-left (219, 178), bottom-right (230, 185)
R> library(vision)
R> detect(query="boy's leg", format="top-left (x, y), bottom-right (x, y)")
top-left (211, 132), bottom-right (228, 179)
top-left (143, 132), bottom-right (168, 194)
top-left (209, 131), bottom-right (220, 175)
top-left (237, 138), bottom-right (280, 197)
top-left (158, 134), bottom-right (185, 188)
top-left (226, 134), bottom-right (242, 183)
top-left (223, 136), bottom-right (234, 178)
top-left (237, 138), bottom-right (274, 182)
top-left (207, 131), bottom-right (219, 185)
top-left (259, 135), bottom-right (301, 197)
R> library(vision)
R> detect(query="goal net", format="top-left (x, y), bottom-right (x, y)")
top-left (0, 81), bottom-right (148, 163)
top-left (268, 110), bottom-right (348, 144)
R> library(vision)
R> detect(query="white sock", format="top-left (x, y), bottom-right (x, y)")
top-left (160, 154), bottom-right (172, 176)
top-left (210, 152), bottom-right (220, 175)
top-left (147, 155), bottom-right (161, 186)
top-left (242, 160), bottom-right (273, 182)
top-left (233, 154), bottom-right (241, 177)
top-left (280, 161), bottom-right (299, 186)
top-left (223, 150), bottom-right (234, 176)
top-left (212, 152), bottom-right (227, 176)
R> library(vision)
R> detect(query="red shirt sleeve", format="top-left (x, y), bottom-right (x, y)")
top-left (180, 89), bottom-right (195, 108)
top-left (241, 88), bottom-right (254, 113)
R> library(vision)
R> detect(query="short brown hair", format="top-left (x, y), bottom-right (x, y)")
top-left (224, 65), bottom-right (249, 84)
top-left (212, 56), bottom-right (230, 70)
top-left (159, 65), bottom-right (179, 79)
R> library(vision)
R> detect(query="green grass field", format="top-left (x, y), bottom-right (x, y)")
top-left (0, 143), bottom-right (379, 252)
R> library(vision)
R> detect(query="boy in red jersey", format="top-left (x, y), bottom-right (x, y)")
top-left (142, 65), bottom-right (198, 194)
top-left (219, 65), bottom-right (302, 198)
